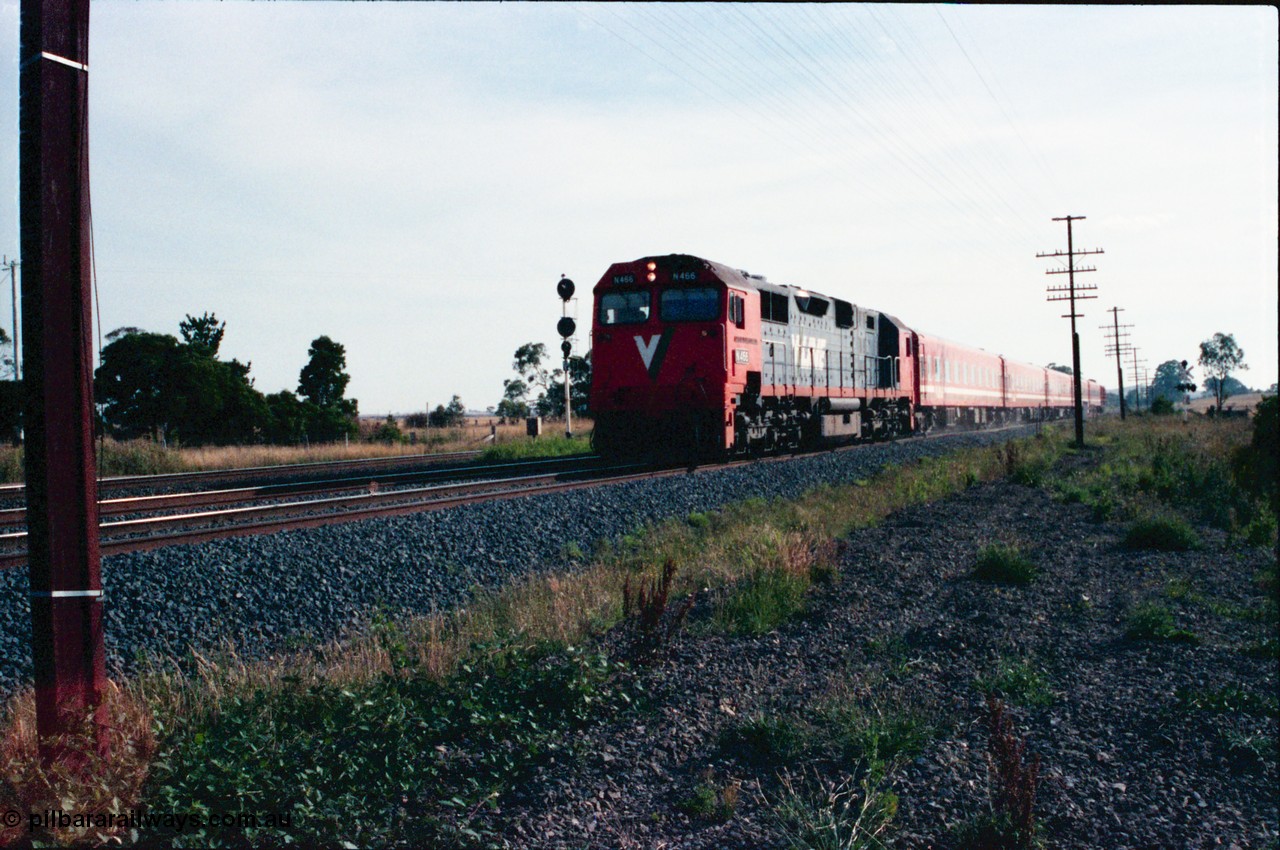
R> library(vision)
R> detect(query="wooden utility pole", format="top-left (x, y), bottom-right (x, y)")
top-left (1101, 307), bottom-right (1132, 420)
top-left (1129, 347), bottom-right (1146, 412)
top-left (19, 0), bottom-right (106, 757)
top-left (1038, 216), bottom-right (1102, 448)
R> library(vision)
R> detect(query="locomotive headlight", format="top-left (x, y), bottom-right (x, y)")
top-left (647, 273), bottom-right (656, 282)
top-left (646, 262), bottom-right (657, 271)
top-left (646, 261), bottom-right (657, 282)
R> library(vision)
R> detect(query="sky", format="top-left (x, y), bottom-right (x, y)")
top-left (0, 3), bottom-right (1275, 416)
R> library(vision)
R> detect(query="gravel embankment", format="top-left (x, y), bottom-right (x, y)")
top-left (0, 429), bottom-right (1032, 699)
top-left (487, 474), bottom-right (1278, 849)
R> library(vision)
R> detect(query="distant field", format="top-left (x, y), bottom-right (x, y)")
top-left (1183, 392), bottom-right (1267, 414)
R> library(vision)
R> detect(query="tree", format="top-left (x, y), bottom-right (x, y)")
top-left (543, 352), bottom-right (592, 419)
top-left (513, 343), bottom-right (551, 411)
top-left (1199, 333), bottom-right (1248, 410)
top-left (298, 336), bottom-right (352, 410)
top-left (95, 317), bottom-right (277, 445)
top-left (427, 395), bottom-right (466, 428)
top-left (496, 378), bottom-right (530, 423)
top-left (179, 311), bottom-right (226, 357)
top-left (0, 327), bottom-right (13, 380)
top-left (1150, 360), bottom-right (1195, 403)
top-left (263, 390), bottom-right (309, 444)
top-left (297, 335), bottom-right (358, 441)
top-left (1204, 376), bottom-right (1250, 402)
top-left (94, 331), bottom-right (182, 441)
top-left (1046, 363), bottom-right (1072, 375)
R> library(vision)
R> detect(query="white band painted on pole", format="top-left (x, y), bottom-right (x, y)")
top-left (42, 51), bottom-right (88, 72)
top-left (20, 51), bottom-right (89, 73)
top-left (30, 589), bottom-right (104, 599)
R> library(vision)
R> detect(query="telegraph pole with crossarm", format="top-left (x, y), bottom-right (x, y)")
top-left (1101, 307), bottom-right (1132, 420)
top-left (1038, 216), bottom-right (1103, 448)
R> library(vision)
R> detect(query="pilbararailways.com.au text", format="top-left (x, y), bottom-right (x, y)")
top-left (18, 808), bottom-right (292, 832)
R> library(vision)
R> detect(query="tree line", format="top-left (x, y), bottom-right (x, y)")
top-left (1128, 331), bottom-right (1256, 411)
top-left (0, 313), bottom-right (359, 447)
top-left (89, 313), bottom-right (358, 445)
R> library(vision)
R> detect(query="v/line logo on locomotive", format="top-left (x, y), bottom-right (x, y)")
top-left (590, 254), bottom-right (1106, 459)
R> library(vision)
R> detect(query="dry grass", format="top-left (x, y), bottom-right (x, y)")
top-left (0, 418), bottom-right (594, 483)
top-left (0, 682), bottom-right (156, 848)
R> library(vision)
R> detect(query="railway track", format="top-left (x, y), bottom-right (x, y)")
top-left (0, 454), bottom-right (622, 569)
top-left (0, 424), bottom-right (1040, 571)
top-left (0, 447), bottom-right (486, 500)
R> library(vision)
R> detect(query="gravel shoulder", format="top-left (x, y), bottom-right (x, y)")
top-left (485, 475), bottom-right (1278, 849)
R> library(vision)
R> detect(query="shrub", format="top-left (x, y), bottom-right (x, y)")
top-left (1122, 515), bottom-right (1199, 551)
top-left (1233, 394), bottom-right (1278, 510)
top-left (678, 773), bottom-right (740, 822)
top-left (973, 544), bottom-right (1038, 585)
top-left (1150, 396), bottom-right (1175, 415)
top-left (368, 414), bottom-right (404, 444)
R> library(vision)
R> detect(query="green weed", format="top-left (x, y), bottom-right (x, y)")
top-left (975, 658), bottom-right (1054, 707)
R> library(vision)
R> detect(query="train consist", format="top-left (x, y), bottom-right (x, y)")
top-left (589, 253), bottom-right (1105, 457)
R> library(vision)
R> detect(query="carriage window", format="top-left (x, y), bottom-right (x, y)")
top-left (660, 287), bottom-right (719, 322)
top-left (598, 291), bottom-right (651, 325)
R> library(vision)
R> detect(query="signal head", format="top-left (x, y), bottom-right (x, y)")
top-left (557, 277), bottom-right (575, 302)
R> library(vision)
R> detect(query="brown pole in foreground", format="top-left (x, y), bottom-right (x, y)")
top-left (20, 0), bottom-right (106, 758)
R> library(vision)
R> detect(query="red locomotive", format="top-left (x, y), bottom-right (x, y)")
top-left (589, 253), bottom-right (1106, 457)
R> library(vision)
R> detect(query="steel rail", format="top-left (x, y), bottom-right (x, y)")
top-left (0, 448), bottom-right (491, 496)
top-left (0, 463), bottom-right (655, 569)
top-left (0, 455), bottom-right (604, 527)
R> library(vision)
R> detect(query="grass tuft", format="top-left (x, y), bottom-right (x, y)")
top-left (1124, 601), bottom-right (1199, 643)
top-left (1122, 515), bottom-right (1199, 551)
top-left (975, 658), bottom-right (1054, 707)
top-left (767, 767), bottom-right (898, 850)
top-left (973, 543), bottom-right (1039, 585)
